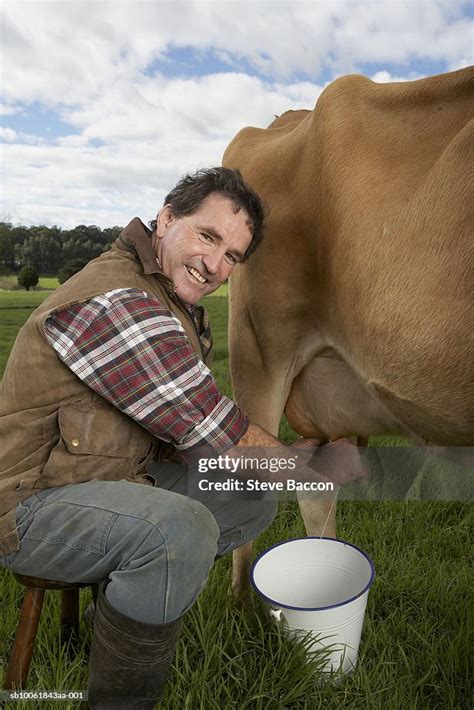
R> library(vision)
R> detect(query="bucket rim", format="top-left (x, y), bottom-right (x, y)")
top-left (250, 536), bottom-right (376, 612)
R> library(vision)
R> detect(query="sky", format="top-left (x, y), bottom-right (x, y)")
top-left (0, 0), bottom-right (472, 229)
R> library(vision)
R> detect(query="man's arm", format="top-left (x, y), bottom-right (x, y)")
top-left (44, 287), bottom-right (248, 453)
top-left (44, 288), bottom-right (365, 485)
top-left (231, 422), bottom-right (366, 486)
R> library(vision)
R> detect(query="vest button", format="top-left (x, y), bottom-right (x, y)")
top-left (71, 438), bottom-right (80, 447)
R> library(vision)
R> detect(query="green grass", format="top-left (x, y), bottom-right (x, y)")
top-left (0, 290), bottom-right (54, 374)
top-left (0, 274), bottom-right (59, 291)
top-left (0, 288), bottom-right (471, 708)
top-left (211, 282), bottom-right (228, 298)
top-left (0, 276), bottom-right (60, 375)
top-left (160, 500), bottom-right (472, 709)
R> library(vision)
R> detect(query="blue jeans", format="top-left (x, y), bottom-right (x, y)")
top-left (0, 462), bottom-right (276, 624)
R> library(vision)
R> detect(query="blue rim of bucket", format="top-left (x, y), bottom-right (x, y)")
top-left (250, 536), bottom-right (376, 611)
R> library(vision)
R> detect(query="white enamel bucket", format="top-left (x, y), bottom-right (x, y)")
top-left (250, 537), bottom-right (375, 675)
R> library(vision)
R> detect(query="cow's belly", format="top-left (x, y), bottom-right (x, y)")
top-left (285, 351), bottom-right (406, 440)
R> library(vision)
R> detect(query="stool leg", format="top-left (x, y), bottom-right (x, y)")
top-left (4, 587), bottom-right (45, 690)
top-left (61, 588), bottom-right (80, 654)
top-left (91, 582), bottom-right (99, 608)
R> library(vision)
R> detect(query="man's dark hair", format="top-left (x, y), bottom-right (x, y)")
top-left (150, 167), bottom-right (265, 259)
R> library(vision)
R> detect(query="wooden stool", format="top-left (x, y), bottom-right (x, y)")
top-left (4, 573), bottom-right (96, 690)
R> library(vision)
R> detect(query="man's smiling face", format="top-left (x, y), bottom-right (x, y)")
top-left (152, 193), bottom-right (253, 306)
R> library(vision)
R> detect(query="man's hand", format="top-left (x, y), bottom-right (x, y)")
top-left (232, 424), bottom-right (366, 486)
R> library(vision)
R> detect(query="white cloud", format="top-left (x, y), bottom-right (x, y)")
top-left (0, 102), bottom-right (18, 116)
top-left (448, 55), bottom-right (474, 72)
top-left (0, 70), bottom-right (325, 228)
top-left (60, 72), bottom-right (323, 143)
top-left (0, 126), bottom-right (17, 141)
top-left (0, 0), bottom-right (472, 228)
top-left (370, 71), bottom-right (421, 83)
top-left (1, 1), bottom-right (472, 108)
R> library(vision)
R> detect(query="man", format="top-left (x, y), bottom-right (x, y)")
top-left (0, 167), bottom-right (362, 708)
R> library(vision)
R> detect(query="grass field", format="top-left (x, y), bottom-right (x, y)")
top-left (0, 275), bottom-right (60, 291)
top-left (0, 284), bottom-right (471, 709)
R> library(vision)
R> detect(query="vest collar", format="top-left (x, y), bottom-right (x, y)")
top-left (115, 217), bottom-right (177, 297)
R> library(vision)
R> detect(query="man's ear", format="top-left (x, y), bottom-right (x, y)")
top-left (155, 204), bottom-right (174, 237)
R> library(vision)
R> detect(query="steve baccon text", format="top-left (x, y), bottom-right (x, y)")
top-left (197, 454), bottom-right (334, 493)
top-left (197, 478), bottom-right (334, 492)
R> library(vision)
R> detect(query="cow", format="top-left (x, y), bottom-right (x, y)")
top-left (222, 66), bottom-right (473, 597)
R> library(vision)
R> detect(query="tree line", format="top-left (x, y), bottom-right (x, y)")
top-left (0, 222), bottom-right (122, 278)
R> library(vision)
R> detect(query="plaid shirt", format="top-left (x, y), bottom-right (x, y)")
top-left (44, 288), bottom-right (248, 453)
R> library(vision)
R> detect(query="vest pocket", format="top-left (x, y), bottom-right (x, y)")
top-left (39, 403), bottom-right (154, 487)
top-left (58, 403), bottom-right (151, 457)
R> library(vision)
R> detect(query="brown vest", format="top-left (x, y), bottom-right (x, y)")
top-left (0, 218), bottom-right (212, 555)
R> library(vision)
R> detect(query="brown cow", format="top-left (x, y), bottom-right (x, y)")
top-left (222, 67), bottom-right (473, 596)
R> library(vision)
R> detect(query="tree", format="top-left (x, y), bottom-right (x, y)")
top-left (0, 223), bottom-right (16, 272)
top-left (17, 265), bottom-right (39, 291)
top-left (58, 258), bottom-right (88, 284)
top-left (0, 222), bottom-right (118, 275)
top-left (15, 226), bottom-right (63, 273)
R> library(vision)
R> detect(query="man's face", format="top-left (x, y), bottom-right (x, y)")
top-left (152, 192), bottom-right (253, 306)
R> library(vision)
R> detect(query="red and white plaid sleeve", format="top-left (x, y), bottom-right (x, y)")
top-left (44, 288), bottom-right (248, 452)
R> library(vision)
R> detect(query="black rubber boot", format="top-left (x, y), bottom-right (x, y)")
top-left (88, 584), bottom-right (183, 709)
